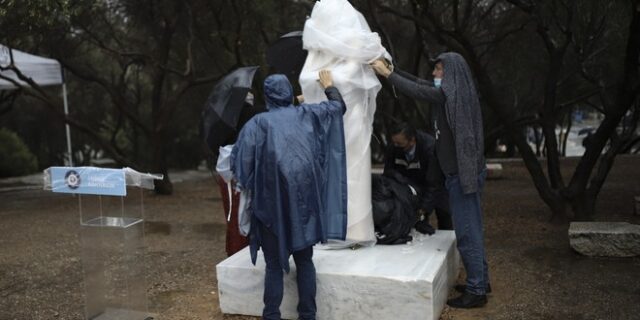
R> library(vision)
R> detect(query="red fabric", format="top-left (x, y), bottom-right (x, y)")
top-left (217, 176), bottom-right (249, 256)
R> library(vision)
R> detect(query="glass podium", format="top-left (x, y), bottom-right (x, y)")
top-left (44, 167), bottom-right (162, 320)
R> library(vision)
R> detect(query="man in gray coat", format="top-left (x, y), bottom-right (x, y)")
top-left (372, 52), bottom-right (489, 308)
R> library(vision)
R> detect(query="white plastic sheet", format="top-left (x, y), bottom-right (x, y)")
top-left (216, 145), bottom-right (251, 235)
top-left (299, 0), bottom-right (392, 247)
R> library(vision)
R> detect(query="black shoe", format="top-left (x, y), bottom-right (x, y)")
top-left (454, 283), bottom-right (492, 294)
top-left (447, 292), bottom-right (487, 308)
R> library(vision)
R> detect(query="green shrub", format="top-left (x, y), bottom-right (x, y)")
top-left (0, 128), bottom-right (38, 178)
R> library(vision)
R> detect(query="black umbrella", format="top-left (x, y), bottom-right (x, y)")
top-left (201, 66), bottom-right (259, 154)
top-left (266, 31), bottom-right (308, 80)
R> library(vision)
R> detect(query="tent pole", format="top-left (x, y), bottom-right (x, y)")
top-left (62, 83), bottom-right (73, 166)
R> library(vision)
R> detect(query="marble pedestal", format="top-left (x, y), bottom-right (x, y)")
top-left (216, 231), bottom-right (460, 320)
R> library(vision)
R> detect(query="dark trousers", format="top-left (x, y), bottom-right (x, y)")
top-left (260, 224), bottom-right (316, 320)
top-left (431, 190), bottom-right (453, 230)
top-left (434, 206), bottom-right (453, 230)
top-left (216, 176), bottom-right (249, 256)
top-left (445, 170), bottom-right (489, 295)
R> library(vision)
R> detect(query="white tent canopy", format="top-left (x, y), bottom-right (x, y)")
top-left (0, 44), bottom-right (73, 165)
top-left (0, 45), bottom-right (63, 89)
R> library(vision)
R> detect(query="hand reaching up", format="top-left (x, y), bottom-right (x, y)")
top-left (318, 70), bottom-right (334, 89)
top-left (370, 58), bottom-right (392, 78)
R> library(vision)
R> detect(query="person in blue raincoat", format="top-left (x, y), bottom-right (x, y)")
top-left (231, 70), bottom-right (347, 320)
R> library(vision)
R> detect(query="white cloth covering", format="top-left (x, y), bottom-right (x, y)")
top-left (216, 145), bottom-right (251, 235)
top-left (299, 0), bottom-right (392, 247)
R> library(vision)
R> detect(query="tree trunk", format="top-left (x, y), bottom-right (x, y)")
top-left (506, 136), bottom-right (516, 157)
top-left (561, 110), bottom-right (573, 157)
top-left (540, 49), bottom-right (567, 189)
top-left (569, 191), bottom-right (596, 221)
top-left (534, 126), bottom-right (543, 157)
top-left (548, 198), bottom-right (569, 224)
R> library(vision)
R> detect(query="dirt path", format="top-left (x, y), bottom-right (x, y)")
top-left (1, 157), bottom-right (639, 320)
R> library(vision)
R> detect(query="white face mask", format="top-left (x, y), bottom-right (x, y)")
top-left (434, 78), bottom-right (442, 88)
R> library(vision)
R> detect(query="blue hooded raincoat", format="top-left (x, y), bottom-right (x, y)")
top-left (231, 74), bottom-right (348, 272)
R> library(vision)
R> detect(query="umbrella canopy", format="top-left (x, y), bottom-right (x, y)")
top-left (266, 31), bottom-right (307, 81)
top-left (201, 66), bottom-right (260, 154)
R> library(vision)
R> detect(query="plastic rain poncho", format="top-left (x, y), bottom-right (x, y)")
top-left (231, 74), bottom-right (348, 272)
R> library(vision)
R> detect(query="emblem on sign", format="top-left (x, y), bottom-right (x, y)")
top-left (65, 170), bottom-right (81, 189)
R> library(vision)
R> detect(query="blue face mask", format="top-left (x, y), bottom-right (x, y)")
top-left (434, 78), bottom-right (442, 88)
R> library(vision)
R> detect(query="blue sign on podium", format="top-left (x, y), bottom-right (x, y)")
top-left (50, 167), bottom-right (127, 196)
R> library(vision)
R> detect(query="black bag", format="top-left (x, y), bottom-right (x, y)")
top-left (372, 172), bottom-right (422, 245)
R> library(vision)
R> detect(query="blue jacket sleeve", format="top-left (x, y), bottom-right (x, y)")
top-left (323, 86), bottom-right (346, 115)
top-left (300, 86), bottom-right (346, 122)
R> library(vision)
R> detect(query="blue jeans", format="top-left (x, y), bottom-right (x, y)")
top-left (260, 224), bottom-right (316, 320)
top-left (445, 170), bottom-right (489, 295)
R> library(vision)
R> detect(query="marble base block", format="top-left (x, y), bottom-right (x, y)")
top-left (217, 231), bottom-right (460, 320)
top-left (569, 222), bottom-right (640, 257)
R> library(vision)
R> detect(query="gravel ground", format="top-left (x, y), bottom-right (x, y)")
top-left (1, 156), bottom-right (639, 320)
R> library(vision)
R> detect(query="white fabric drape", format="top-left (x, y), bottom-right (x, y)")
top-left (299, 0), bottom-right (392, 247)
top-left (216, 144), bottom-right (251, 236)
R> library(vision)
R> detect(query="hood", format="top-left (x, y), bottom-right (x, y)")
top-left (264, 74), bottom-right (294, 110)
top-left (435, 52), bottom-right (485, 194)
top-left (435, 52), bottom-right (478, 95)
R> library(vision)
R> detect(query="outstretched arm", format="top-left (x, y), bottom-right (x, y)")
top-left (371, 59), bottom-right (445, 105)
top-left (387, 73), bottom-right (445, 105)
top-left (394, 69), bottom-right (432, 86)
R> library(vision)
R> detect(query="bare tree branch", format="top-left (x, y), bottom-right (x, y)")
top-left (0, 64), bottom-right (136, 167)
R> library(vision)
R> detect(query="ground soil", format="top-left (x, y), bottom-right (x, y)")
top-left (1, 156), bottom-right (639, 320)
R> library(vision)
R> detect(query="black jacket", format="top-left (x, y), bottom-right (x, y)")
top-left (383, 130), bottom-right (446, 212)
